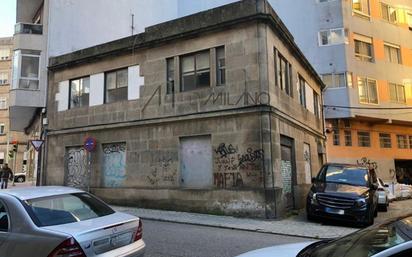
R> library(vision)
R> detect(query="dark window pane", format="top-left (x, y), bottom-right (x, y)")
top-left (197, 70), bottom-right (210, 87)
top-left (182, 74), bottom-right (196, 91)
top-left (21, 56), bottom-right (39, 78)
top-left (106, 87), bottom-right (128, 103)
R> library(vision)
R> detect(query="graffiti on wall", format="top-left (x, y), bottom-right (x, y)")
top-left (66, 147), bottom-right (88, 188)
top-left (357, 157), bottom-right (378, 170)
top-left (147, 154), bottom-right (178, 186)
top-left (303, 143), bottom-right (311, 184)
top-left (214, 143), bottom-right (264, 188)
top-left (102, 143), bottom-right (126, 187)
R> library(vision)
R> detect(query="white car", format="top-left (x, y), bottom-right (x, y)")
top-left (377, 178), bottom-right (390, 212)
top-left (237, 214), bottom-right (412, 257)
top-left (0, 186), bottom-right (145, 257)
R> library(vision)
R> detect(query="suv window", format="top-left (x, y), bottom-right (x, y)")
top-left (0, 201), bottom-right (9, 231)
top-left (322, 165), bottom-right (369, 187)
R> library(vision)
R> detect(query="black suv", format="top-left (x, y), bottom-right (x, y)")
top-left (307, 163), bottom-right (379, 226)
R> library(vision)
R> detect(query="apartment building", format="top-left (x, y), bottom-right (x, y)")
top-left (45, 0), bottom-right (325, 218)
top-left (271, 0), bottom-right (412, 182)
top-left (0, 37), bottom-right (30, 175)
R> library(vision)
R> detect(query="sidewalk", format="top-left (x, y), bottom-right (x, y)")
top-left (113, 206), bottom-right (358, 239)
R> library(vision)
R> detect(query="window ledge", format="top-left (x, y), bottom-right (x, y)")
top-left (352, 11), bottom-right (371, 20)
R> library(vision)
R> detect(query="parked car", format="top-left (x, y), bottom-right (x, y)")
top-left (377, 178), bottom-right (390, 212)
top-left (13, 171), bottom-right (26, 183)
top-left (236, 213), bottom-right (412, 257)
top-left (0, 186), bottom-right (145, 257)
top-left (306, 163), bottom-right (379, 226)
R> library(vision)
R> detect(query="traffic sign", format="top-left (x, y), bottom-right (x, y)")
top-left (31, 140), bottom-right (44, 151)
top-left (84, 136), bottom-right (97, 152)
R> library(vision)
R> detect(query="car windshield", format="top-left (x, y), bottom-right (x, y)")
top-left (324, 166), bottom-right (368, 186)
top-left (23, 193), bottom-right (115, 227)
top-left (303, 216), bottom-right (412, 257)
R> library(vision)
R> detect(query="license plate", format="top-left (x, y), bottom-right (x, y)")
top-left (110, 232), bottom-right (132, 247)
top-left (325, 207), bottom-right (344, 215)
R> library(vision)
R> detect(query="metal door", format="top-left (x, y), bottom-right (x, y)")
top-left (180, 136), bottom-right (212, 188)
top-left (280, 136), bottom-right (296, 211)
top-left (65, 147), bottom-right (88, 188)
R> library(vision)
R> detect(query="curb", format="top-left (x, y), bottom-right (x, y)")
top-left (118, 208), bottom-right (353, 240)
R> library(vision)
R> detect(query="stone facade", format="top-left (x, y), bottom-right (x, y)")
top-left (45, 0), bottom-right (325, 218)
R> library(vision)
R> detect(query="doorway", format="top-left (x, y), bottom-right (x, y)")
top-left (280, 135), bottom-right (296, 211)
top-left (180, 135), bottom-right (213, 188)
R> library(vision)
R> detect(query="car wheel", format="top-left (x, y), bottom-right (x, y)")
top-left (363, 209), bottom-right (374, 227)
top-left (17, 177), bottom-right (24, 183)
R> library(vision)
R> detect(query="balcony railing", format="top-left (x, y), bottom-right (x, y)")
top-left (14, 23), bottom-right (42, 35)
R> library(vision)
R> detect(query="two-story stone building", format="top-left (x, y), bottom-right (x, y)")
top-left (45, 0), bottom-right (325, 218)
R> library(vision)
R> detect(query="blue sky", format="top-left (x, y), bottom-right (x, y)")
top-left (0, 0), bottom-right (16, 37)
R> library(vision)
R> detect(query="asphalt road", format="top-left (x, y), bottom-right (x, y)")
top-left (142, 219), bottom-right (309, 257)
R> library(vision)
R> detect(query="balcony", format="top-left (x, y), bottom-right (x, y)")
top-left (14, 23), bottom-right (42, 35)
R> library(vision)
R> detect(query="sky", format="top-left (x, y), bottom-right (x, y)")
top-left (0, 0), bottom-right (16, 38)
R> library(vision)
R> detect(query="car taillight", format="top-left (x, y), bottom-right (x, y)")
top-left (48, 237), bottom-right (86, 257)
top-left (134, 219), bottom-right (143, 241)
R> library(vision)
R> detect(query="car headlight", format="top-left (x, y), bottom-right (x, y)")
top-left (355, 198), bottom-right (367, 208)
top-left (308, 191), bottom-right (318, 205)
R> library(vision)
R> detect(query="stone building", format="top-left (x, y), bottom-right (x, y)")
top-left (45, 0), bottom-right (325, 218)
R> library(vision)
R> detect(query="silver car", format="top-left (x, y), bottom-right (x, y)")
top-left (237, 214), bottom-right (412, 257)
top-left (0, 186), bottom-right (145, 257)
top-left (377, 178), bottom-right (390, 212)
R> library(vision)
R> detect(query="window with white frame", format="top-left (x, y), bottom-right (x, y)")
top-left (352, 0), bottom-right (370, 17)
top-left (0, 97), bottom-right (7, 109)
top-left (0, 72), bottom-right (8, 85)
top-left (318, 28), bottom-right (347, 46)
top-left (0, 124), bottom-right (5, 135)
top-left (381, 3), bottom-right (397, 23)
top-left (105, 68), bottom-right (128, 103)
top-left (69, 76), bottom-right (90, 109)
top-left (358, 77), bottom-right (378, 104)
top-left (384, 43), bottom-right (401, 64)
top-left (322, 73), bottom-right (347, 88)
top-left (354, 34), bottom-right (373, 62)
top-left (12, 50), bottom-right (40, 90)
top-left (389, 83), bottom-right (406, 103)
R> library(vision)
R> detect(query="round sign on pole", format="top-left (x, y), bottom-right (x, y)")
top-left (83, 137), bottom-right (97, 152)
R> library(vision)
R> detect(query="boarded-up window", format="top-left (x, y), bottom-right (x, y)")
top-left (102, 143), bottom-right (126, 187)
